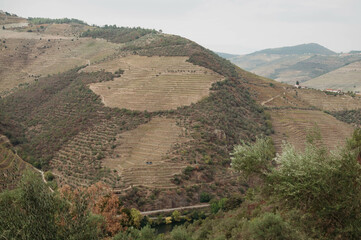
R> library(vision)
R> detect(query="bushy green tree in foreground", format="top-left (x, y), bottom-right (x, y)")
top-left (230, 130), bottom-right (361, 239)
top-left (0, 170), bottom-right (57, 239)
top-left (0, 171), bottom-right (105, 240)
top-left (231, 136), bottom-right (275, 179)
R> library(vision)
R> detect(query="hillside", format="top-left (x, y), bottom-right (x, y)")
top-left (0, 13), bottom-right (360, 214)
top-left (304, 60), bottom-right (361, 92)
top-left (0, 135), bottom-right (31, 191)
top-left (250, 43), bottom-right (336, 55)
top-left (0, 17), bottom-right (269, 211)
top-left (227, 43), bottom-right (361, 85)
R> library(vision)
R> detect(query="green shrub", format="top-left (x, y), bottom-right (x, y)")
top-left (267, 137), bottom-right (361, 238)
top-left (199, 192), bottom-right (212, 203)
top-left (44, 171), bottom-right (55, 181)
top-left (231, 136), bottom-right (275, 179)
top-left (243, 212), bottom-right (297, 240)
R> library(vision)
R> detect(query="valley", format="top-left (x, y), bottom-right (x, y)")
top-left (0, 8), bottom-right (360, 240)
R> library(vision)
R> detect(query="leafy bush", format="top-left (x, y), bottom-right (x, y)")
top-left (267, 135), bottom-right (361, 238)
top-left (199, 192), bottom-right (212, 203)
top-left (242, 212), bottom-right (297, 240)
top-left (231, 136), bottom-right (275, 179)
top-left (44, 171), bottom-right (55, 181)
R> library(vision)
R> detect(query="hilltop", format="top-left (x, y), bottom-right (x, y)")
top-left (249, 43), bottom-right (336, 55)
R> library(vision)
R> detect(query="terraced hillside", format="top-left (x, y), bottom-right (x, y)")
top-left (0, 135), bottom-right (30, 191)
top-left (84, 55), bottom-right (223, 111)
top-left (0, 11), bottom-right (26, 25)
top-left (297, 88), bottom-right (361, 111)
top-left (304, 60), bottom-right (361, 92)
top-left (0, 28), bottom-right (119, 95)
top-left (0, 21), bottom-right (269, 210)
top-left (243, 72), bottom-right (361, 153)
top-left (104, 117), bottom-right (188, 188)
top-left (270, 109), bottom-right (354, 152)
top-left (3, 16), bottom-right (359, 211)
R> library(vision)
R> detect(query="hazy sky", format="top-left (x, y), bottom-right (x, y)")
top-left (1, 0), bottom-right (360, 54)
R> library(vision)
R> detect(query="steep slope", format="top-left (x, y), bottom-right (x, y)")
top-left (242, 71), bottom-right (361, 154)
top-left (0, 135), bottom-right (31, 191)
top-left (304, 60), bottom-right (361, 92)
top-left (0, 27), bottom-right (119, 96)
top-left (0, 21), bottom-right (268, 210)
top-left (1, 15), bottom-right (359, 211)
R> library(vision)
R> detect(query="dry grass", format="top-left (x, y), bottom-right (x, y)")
top-left (304, 60), bottom-right (361, 92)
top-left (0, 30), bottom-right (119, 95)
top-left (103, 117), bottom-right (188, 188)
top-left (84, 55), bottom-right (224, 111)
top-left (297, 88), bottom-right (361, 111)
top-left (243, 71), bottom-right (358, 153)
top-left (270, 109), bottom-right (354, 153)
top-left (0, 13), bottom-right (26, 25)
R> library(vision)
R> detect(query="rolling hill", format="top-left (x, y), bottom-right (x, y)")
top-left (0, 12), bottom-right (360, 212)
top-left (249, 43), bottom-right (336, 55)
top-left (223, 43), bottom-right (361, 86)
top-left (304, 60), bottom-right (361, 92)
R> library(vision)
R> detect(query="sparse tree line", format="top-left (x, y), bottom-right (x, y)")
top-left (28, 17), bottom-right (87, 25)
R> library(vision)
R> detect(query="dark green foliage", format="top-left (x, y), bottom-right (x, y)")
top-left (28, 17), bottom-right (87, 25)
top-left (330, 109), bottom-right (361, 126)
top-left (231, 136), bottom-right (275, 179)
top-left (44, 171), bottom-right (55, 181)
top-left (173, 78), bottom-right (268, 171)
top-left (113, 225), bottom-right (159, 240)
top-left (115, 68), bottom-right (125, 74)
top-left (0, 68), bottom-right (148, 171)
top-left (266, 132), bottom-right (361, 239)
top-left (0, 170), bottom-right (57, 239)
top-left (199, 192), bottom-right (212, 203)
top-left (242, 212), bottom-right (297, 240)
top-left (0, 171), bottom-right (105, 239)
top-left (81, 26), bottom-right (157, 43)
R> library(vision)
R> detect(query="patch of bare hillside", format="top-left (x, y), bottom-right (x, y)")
top-left (84, 55), bottom-right (223, 111)
top-left (0, 12), bottom-right (26, 25)
top-left (304, 60), bottom-right (361, 92)
top-left (297, 88), bottom-right (361, 111)
top-left (0, 30), bottom-right (119, 95)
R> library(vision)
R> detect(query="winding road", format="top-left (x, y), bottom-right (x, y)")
top-left (140, 204), bottom-right (210, 216)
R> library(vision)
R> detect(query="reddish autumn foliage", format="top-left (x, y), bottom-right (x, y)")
top-left (59, 182), bottom-right (129, 236)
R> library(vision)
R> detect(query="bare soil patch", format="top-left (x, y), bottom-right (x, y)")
top-left (84, 55), bottom-right (224, 111)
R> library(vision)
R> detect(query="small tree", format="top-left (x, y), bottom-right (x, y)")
top-left (172, 210), bottom-right (181, 222)
top-left (231, 136), bottom-right (275, 179)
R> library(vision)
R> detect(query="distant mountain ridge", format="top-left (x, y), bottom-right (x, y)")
top-left (249, 43), bottom-right (336, 56)
top-left (220, 43), bottom-right (361, 88)
top-left (215, 52), bottom-right (239, 59)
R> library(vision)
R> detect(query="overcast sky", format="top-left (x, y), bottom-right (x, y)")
top-left (1, 0), bottom-right (360, 54)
